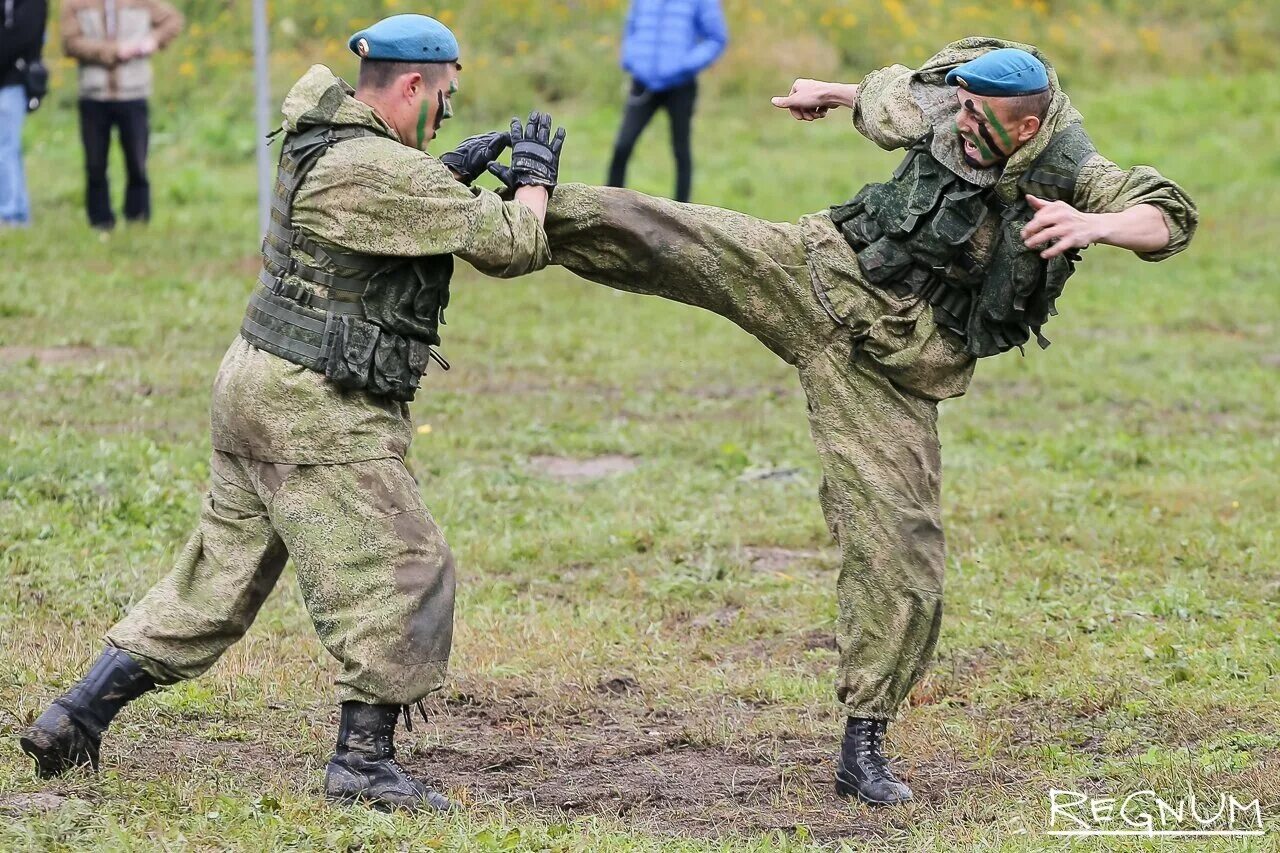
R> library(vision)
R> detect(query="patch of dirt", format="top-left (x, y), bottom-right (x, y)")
top-left (0, 792), bottom-right (71, 815)
top-left (802, 630), bottom-right (837, 652)
top-left (597, 676), bottom-right (641, 696)
top-left (0, 345), bottom-right (130, 366)
top-left (407, 693), bottom-right (873, 840)
top-left (690, 606), bottom-right (742, 629)
top-left (118, 729), bottom-right (312, 789)
top-left (741, 546), bottom-right (829, 574)
top-left (405, 691), bottom-right (1014, 841)
top-left (528, 454), bottom-right (638, 482)
top-left (1261, 353), bottom-right (1280, 369)
top-left (691, 384), bottom-right (795, 401)
top-left (0, 340), bottom-right (129, 363)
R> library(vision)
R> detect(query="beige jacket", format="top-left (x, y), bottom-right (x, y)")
top-left (61, 0), bottom-right (183, 101)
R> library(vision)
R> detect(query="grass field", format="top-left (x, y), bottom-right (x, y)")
top-left (1, 4), bottom-right (1279, 850)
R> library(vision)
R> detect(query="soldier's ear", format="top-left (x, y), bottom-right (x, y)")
top-left (1016, 115), bottom-right (1041, 145)
top-left (402, 71), bottom-right (424, 101)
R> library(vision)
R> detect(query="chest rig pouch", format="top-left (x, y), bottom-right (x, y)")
top-left (830, 123), bottom-right (1096, 358)
top-left (239, 124), bottom-right (452, 402)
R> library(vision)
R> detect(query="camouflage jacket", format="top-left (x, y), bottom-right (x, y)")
top-left (799, 38), bottom-right (1198, 394)
top-left (212, 65), bottom-right (550, 465)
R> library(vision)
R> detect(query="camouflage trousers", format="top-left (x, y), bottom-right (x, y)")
top-left (547, 184), bottom-right (973, 719)
top-left (107, 451), bottom-right (456, 705)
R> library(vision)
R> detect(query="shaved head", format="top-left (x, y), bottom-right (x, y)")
top-left (357, 59), bottom-right (454, 91)
top-left (995, 89), bottom-right (1052, 124)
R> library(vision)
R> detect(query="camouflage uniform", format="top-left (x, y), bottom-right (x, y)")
top-left (545, 39), bottom-right (1196, 720)
top-left (108, 66), bottom-right (550, 705)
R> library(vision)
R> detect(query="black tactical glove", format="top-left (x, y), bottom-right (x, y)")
top-left (486, 111), bottom-right (566, 191)
top-left (440, 131), bottom-right (511, 186)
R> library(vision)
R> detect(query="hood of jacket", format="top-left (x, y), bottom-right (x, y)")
top-left (280, 64), bottom-right (400, 141)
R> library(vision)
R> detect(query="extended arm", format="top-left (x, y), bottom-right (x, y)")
top-left (771, 62), bottom-right (931, 153)
top-left (1021, 197), bottom-right (1168, 258)
top-left (294, 155), bottom-right (549, 278)
top-left (1022, 155), bottom-right (1198, 261)
top-left (771, 78), bottom-right (860, 121)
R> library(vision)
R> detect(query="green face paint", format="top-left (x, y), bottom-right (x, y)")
top-left (981, 101), bottom-right (1015, 150)
top-left (955, 121), bottom-right (996, 162)
top-left (416, 100), bottom-right (429, 150)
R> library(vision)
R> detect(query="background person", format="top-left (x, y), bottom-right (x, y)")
top-left (61, 0), bottom-right (182, 229)
top-left (0, 0), bottom-right (48, 226)
top-left (606, 0), bottom-right (726, 202)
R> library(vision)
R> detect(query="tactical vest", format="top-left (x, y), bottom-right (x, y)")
top-left (240, 124), bottom-right (452, 402)
top-left (829, 123), bottom-right (1096, 357)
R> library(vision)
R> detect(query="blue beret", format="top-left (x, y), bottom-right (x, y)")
top-left (945, 48), bottom-right (1048, 97)
top-left (348, 14), bottom-right (459, 64)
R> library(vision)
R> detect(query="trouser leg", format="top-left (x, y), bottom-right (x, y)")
top-left (106, 451), bottom-right (290, 683)
top-left (0, 85), bottom-right (30, 225)
top-left (78, 99), bottom-right (114, 228)
top-left (117, 99), bottom-right (150, 222)
top-left (546, 184), bottom-right (834, 363)
top-left (800, 344), bottom-right (947, 720)
top-left (267, 458), bottom-right (455, 705)
top-left (606, 78), bottom-right (660, 189)
top-left (665, 79), bottom-right (698, 202)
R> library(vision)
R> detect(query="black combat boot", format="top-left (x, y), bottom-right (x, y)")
top-left (324, 701), bottom-right (451, 812)
top-left (20, 647), bottom-right (156, 778)
top-left (835, 717), bottom-right (913, 805)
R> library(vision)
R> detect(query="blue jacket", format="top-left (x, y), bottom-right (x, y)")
top-left (620, 0), bottom-right (728, 92)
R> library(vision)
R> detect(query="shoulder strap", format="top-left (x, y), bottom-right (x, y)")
top-left (265, 125), bottom-right (386, 286)
top-left (1019, 122), bottom-right (1096, 203)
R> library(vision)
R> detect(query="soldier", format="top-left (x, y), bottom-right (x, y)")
top-left (20, 14), bottom-right (566, 812)
top-left (538, 39), bottom-right (1196, 805)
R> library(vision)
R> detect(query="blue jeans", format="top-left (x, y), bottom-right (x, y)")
top-left (0, 85), bottom-right (30, 225)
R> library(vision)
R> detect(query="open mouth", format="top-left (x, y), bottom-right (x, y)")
top-left (962, 136), bottom-right (980, 158)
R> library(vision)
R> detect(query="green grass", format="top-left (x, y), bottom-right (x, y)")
top-left (1, 37), bottom-right (1278, 853)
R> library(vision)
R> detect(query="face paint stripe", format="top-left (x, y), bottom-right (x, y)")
top-left (957, 122), bottom-right (996, 161)
top-left (982, 101), bottom-right (1015, 149)
top-left (416, 100), bottom-right (429, 149)
top-left (976, 121), bottom-right (1005, 159)
top-left (434, 90), bottom-right (446, 130)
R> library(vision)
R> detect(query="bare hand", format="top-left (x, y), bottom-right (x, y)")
top-left (770, 79), bottom-right (857, 121)
top-left (1021, 195), bottom-right (1099, 259)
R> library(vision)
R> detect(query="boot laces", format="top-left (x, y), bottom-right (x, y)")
top-left (851, 719), bottom-right (900, 781)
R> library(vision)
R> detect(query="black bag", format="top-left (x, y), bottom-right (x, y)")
top-left (16, 57), bottom-right (48, 112)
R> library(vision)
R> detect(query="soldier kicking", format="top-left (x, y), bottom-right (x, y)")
top-left (538, 38), bottom-right (1196, 804)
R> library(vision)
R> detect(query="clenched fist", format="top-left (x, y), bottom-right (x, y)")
top-left (1020, 195), bottom-right (1099, 259)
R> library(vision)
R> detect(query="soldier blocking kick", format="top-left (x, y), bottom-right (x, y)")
top-left (21, 14), bottom-right (566, 812)
top-left (539, 39), bottom-right (1197, 805)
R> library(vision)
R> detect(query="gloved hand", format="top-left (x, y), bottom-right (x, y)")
top-left (486, 111), bottom-right (566, 191)
top-left (440, 131), bottom-right (511, 186)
